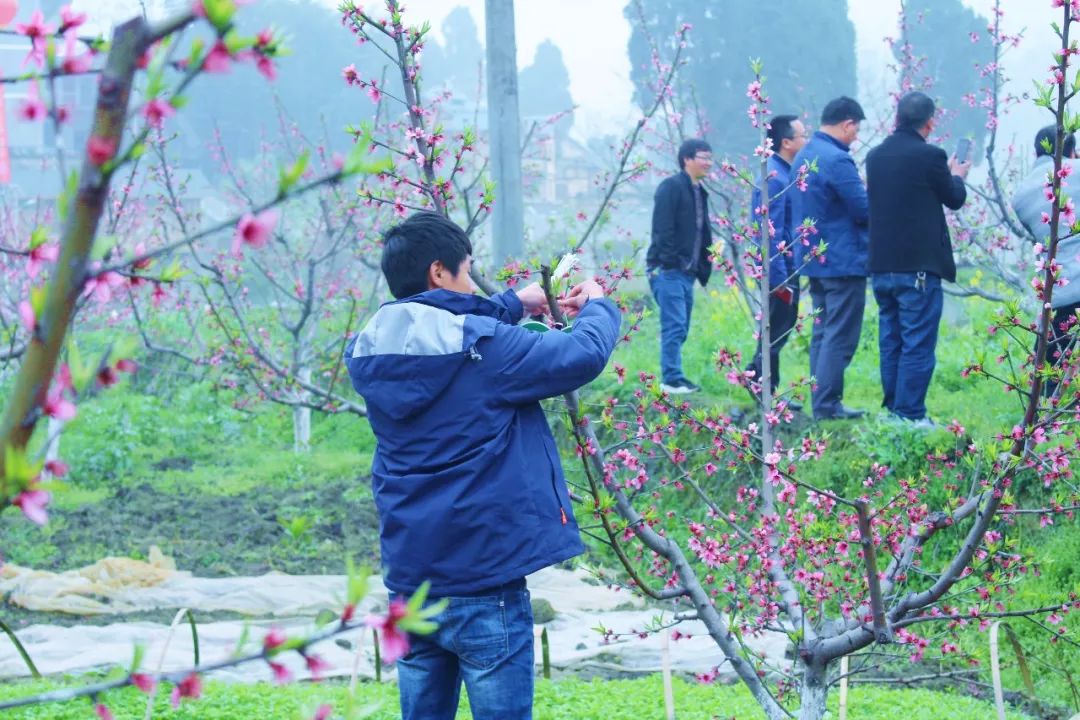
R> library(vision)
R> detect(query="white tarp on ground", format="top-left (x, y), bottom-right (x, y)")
top-left (0, 560), bottom-right (789, 683)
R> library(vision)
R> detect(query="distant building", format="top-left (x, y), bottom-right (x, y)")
top-left (521, 114), bottom-right (604, 206)
top-left (0, 36), bottom-right (96, 199)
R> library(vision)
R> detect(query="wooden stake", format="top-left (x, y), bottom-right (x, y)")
top-left (662, 629), bottom-right (675, 720)
top-left (839, 655), bottom-right (849, 720)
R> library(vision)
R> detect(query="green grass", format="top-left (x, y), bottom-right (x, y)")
top-left (0, 675), bottom-right (1034, 719)
top-left (605, 282), bottom-right (1018, 437)
top-left (0, 377), bottom-right (380, 577)
top-left (0, 284), bottom-right (1075, 713)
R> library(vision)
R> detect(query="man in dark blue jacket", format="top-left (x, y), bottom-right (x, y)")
top-left (345, 212), bottom-right (621, 720)
top-left (867, 92), bottom-right (969, 424)
top-left (646, 138), bottom-right (714, 394)
top-left (746, 115), bottom-right (808, 407)
top-left (792, 96), bottom-right (870, 420)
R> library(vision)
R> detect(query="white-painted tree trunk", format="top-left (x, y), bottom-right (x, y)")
top-left (44, 417), bottom-right (64, 474)
top-left (293, 365), bottom-right (311, 453)
top-left (797, 663), bottom-right (829, 720)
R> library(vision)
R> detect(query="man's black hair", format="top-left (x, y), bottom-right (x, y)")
top-left (380, 212), bottom-right (473, 299)
top-left (677, 138), bottom-right (712, 170)
top-left (767, 115), bottom-right (799, 153)
top-left (896, 91), bottom-right (936, 131)
top-left (820, 96), bottom-right (866, 126)
top-left (1035, 124), bottom-right (1077, 159)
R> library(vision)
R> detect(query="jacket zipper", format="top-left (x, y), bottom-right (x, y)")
top-left (542, 435), bottom-right (568, 525)
top-left (550, 473), bottom-right (568, 525)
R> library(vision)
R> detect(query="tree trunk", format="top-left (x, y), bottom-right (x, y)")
top-left (293, 365), bottom-right (311, 453)
top-left (484, 0), bottom-right (525, 263)
top-left (44, 417), bottom-right (64, 470)
top-left (798, 661), bottom-right (830, 720)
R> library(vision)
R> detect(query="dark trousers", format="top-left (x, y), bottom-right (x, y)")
top-left (872, 272), bottom-right (944, 420)
top-left (747, 285), bottom-right (800, 394)
top-left (808, 276), bottom-right (866, 417)
top-left (649, 269), bottom-right (695, 384)
top-left (1043, 303), bottom-right (1080, 396)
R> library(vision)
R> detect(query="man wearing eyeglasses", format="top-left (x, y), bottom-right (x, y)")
top-left (746, 115), bottom-right (809, 409)
top-left (792, 96), bottom-right (870, 420)
top-left (646, 138), bottom-right (715, 395)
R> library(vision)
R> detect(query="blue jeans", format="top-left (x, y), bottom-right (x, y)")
top-left (396, 580), bottom-right (534, 720)
top-left (872, 271), bottom-right (943, 420)
top-left (649, 269), bottom-right (695, 384)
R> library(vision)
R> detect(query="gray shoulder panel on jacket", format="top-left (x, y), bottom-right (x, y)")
top-left (352, 303), bottom-right (466, 358)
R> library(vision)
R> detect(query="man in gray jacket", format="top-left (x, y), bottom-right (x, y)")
top-left (1011, 125), bottom-right (1080, 390)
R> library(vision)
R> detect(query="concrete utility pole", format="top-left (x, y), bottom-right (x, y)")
top-left (484, 0), bottom-right (524, 263)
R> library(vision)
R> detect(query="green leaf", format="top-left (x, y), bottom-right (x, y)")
top-left (186, 38), bottom-right (205, 72)
top-left (342, 137), bottom-right (392, 177)
top-left (415, 598), bottom-right (446, 621)
top-left (56, 170), bottom-right (78, 223)
top-left (145, 69), bottom-right (166, 100)
top-left (28, 226), bottom-right (49, 250)
top-left (4, 445), bottom-right (42, 489)
top-left (129, 644), bottom-right (146, 673)
top-left (396, 617), bottom-right (438, 635)
top-left (406, 580), bottom-right (431, 614)
top-left (232, 622), bottom-right (251, 657)
top-left (67, 339), bottom-right (94, 392)
top-left (160, 260), bottom-right (187, 283)
top-left (224, 29), bottom-right (249, 54)
top-left (28, 286), bottom-right (47, 322)
top-left (314, 609), bottom-right (338, 628)
top-left (345, 558), bottom-right (370, 606)
top-left (278, 150), bottom-right (311, 195)
top-left (202, 0), bottom-right (238, 32)
top-left (91, 234), bottom-right (117, 263)
top-left (108, 336), bottom-right (138, 366)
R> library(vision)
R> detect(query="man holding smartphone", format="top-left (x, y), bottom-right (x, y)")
top-left (866, 91), bottom-right (970, 426)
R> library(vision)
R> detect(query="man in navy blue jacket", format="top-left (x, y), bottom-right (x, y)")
top-left (746, 115), bottom-right (808, 407)
top-left (867, 92), bottom-right (969, 424)
top-left (646, 138), bottom-right (714, 394)
top-left (345, 212), bottom-right (621, 720)
top-left (792, 96), bottom-right (870, 420)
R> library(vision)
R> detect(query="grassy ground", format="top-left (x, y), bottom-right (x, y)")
top-left (0, 674), bottom-right (1034, 719)
top-left (0, 283), bottom-right (1019, 576)
top-left (0, 380), bottom-right (379, 581)
top-left (0, 284), bottom-right (1075, 715)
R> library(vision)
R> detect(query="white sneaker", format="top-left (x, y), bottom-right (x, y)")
top-left (661, 379), bottom-right (700, 395)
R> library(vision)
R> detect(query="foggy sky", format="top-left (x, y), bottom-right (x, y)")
top-left (56, 0), bottom-right (1073, 151)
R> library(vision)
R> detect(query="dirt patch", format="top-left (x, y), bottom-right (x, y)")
top-left (151, 456), bottom-right (195, 472)
top-left (0, 477), bottom-right (380, 580)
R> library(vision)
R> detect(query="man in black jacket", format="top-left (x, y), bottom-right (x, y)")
top-left (867, 92), bottom-right (970, 424)
top-left (646, 138), bottom-right (714, 394)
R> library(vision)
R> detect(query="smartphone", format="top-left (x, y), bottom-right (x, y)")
top-left (955, 137), bottom-right (972, 164)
